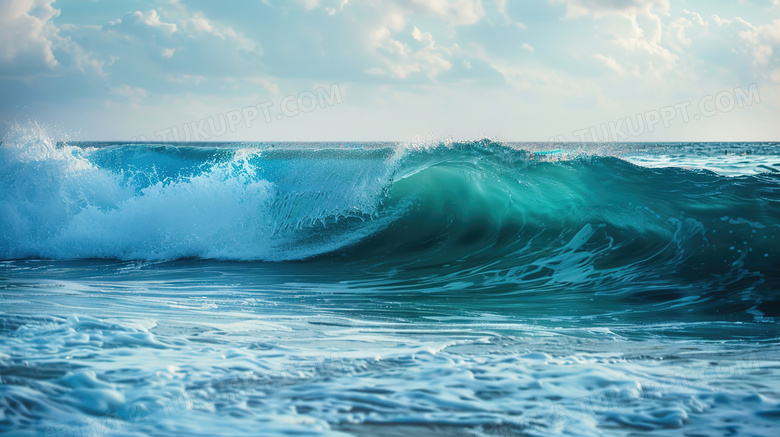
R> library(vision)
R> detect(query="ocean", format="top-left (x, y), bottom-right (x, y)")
top-left (1, 131), bottom-right (780, 436)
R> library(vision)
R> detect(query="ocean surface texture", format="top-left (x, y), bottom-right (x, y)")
top-left (2, 131), bottom-right (780, 436)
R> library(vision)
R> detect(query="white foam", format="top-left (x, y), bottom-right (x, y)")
top-left (625, 153), bottom-right (780, 177)
top-left (0, 126), bottom-right (397, 261)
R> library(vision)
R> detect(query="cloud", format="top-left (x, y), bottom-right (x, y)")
top-left (593, 53), bottom-right (624, 73)
top-left (368, 25), bottom-right (454, 79)
top-left (490, 61), bottom-right (592, 97)
top-left (702, 15), bottom-right (780, 83)
top-left (0, 0), bottom-right (59, 73)
top-left (104, 10), bottom-right (177, 37)
top-left (0, 0), bottom-right (102, 77)
top-left (546, 0), bottom-right (677, 77)
top-left (551, 0), bottom-right (670, 19)
top-left (2, 0), bottom-right (780, 141)
top-left (739, 19), bottom-right (780, 66)
top-left (294, 0), bottom-right (320, 10)
top-left (183, 14), bottom-right (260, 54)
top-left (402, 0), bottom-right (485, 26)
top-left (110, 84), bottom-right (147, 99)
top-left (615, 13), bottom-right (676, 66)
top-left (103, 8), bottom-right (260, 56)
top-left (244, 76), bottom-right (280, 95)
top-left (365, 67), bottom-right (385, 75)
top-left (86, 6), bottom-right (265, 87)
top-left (668, 10), bottom-right (704, 47)
top-left (321, 0), bottom-right (485, 28)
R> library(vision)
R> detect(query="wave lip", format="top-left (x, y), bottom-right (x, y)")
top-left (0, 131), bottom-right (398, 261)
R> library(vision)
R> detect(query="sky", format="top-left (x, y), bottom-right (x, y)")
top-left (0, 0), bottom-right (779, 142)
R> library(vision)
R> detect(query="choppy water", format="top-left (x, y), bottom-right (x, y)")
top-left (2, 129), bottom-right (780, 436)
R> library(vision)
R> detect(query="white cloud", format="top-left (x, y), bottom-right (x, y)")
top-left (593, 53), bottom-right (624, 74)
top-left (0, 0), bottom-right (105, 78)
top-left (369, 26), bottom-right (454, 80)
top-left (614, 13), bottom-right (676, 65)
top-left (138, 10), bottom-right (177, 35)
top-left (404, 0), bottom-right (485, 26)
top-left (0, 0), bottom-right (102, 76)
top-left (712, 15), bottom-right (754, 28)
top-left (104, 9), bottom-right (259, 56)
top-left (683, 9), bottom-right (704, 26)
top-left (551, 0), bottom-right (677, 77)
top-left (106, 10), bottom-right (177, 37)
top-left (184, 14), bottom-right (261, 54)
top-left (358, 0), bottom-right (485, 29)
top-left (411, 26), bottom-right (434, 45)
top-left (739, 19), bottom-right (780, 66)
top-left (771, 67), bottom-right (780, 82)
top-left (94, 5), bottom-right (263, 81)
top-left (110, 84), bottom-right (147, 99)
top-left (2, 0), bottom-right (780, 141)
top-left (709, 15), bottom-right (780, 72)
top-left (187, 16), bottom-right (214, 33)
top-left (496, 0), bottom-right (508, 20)
top-left (551, 0), bottom-right (670, 19)
top-left (0, 0), bottom-right (58, 70)
top-left (668, 11), bottom-right (704, 47)
top-left (296, 0), bottom-right (320, 10)
top-left (490, 61), bottom-right (593, 97)
top-left (245, 76), bottom-right (280, 95)
top-left (168, 74), bottom-right (206, 84)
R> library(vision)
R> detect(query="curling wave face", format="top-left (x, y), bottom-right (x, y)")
top-left (2, 132), bottom-right (780, 317)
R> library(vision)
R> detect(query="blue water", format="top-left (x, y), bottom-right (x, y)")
top-left (2, 128), bottom-right (780, 436)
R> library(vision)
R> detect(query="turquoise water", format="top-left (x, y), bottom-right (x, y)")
top-left (2, 132), bottom-right (780, 436)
